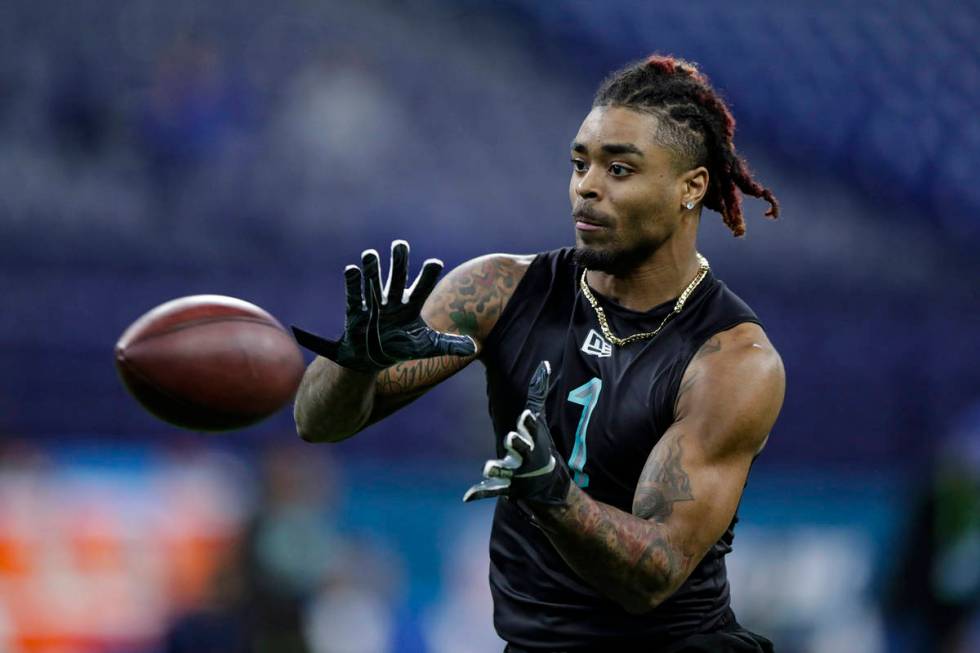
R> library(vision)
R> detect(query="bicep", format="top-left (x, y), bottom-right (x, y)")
top-left (631, 424), bottom-right (754, 577)
top-left (632, 326), bottom-right (785, 586)
top-left (420, 252), bottom-right (532, 341)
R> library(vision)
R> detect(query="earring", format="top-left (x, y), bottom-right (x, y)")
top-left (685, 201), bottom-right (695, 210)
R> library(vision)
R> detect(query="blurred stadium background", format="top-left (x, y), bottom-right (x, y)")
top-left (1, 0), bottom-right (979, 651)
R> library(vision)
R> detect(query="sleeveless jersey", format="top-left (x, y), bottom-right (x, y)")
top-left (481, 248), bottom-right (761, 650)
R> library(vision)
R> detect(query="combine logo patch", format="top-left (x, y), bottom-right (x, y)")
top-left (581, 329), bottom-right (612, 358)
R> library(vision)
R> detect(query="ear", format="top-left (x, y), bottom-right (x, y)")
top-left (680, 166), bottom-right (709, 208)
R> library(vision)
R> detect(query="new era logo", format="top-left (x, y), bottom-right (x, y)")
top-left (581, 329), bottom-right (612, 358)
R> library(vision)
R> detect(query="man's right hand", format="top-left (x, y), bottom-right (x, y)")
top-left (292, 240), bottom-right (478, 373)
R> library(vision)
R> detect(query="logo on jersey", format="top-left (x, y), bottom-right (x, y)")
top-left (581, 329), bottom-right (612, 358)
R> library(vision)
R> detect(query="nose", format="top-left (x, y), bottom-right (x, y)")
top-left (574, 167), bottom-right (602, 201)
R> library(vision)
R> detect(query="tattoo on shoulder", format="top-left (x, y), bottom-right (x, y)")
top-left (441, 257), bottom-right (521, 339)
top-left (633, 433), bottom-right (694, 522)
top-left (693, 336), bottom-right (722, 361)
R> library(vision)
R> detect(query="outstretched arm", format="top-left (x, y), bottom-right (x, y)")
top-left (294, 250), bottom-right (532, 442)
top-left (528, 324), bottom-right (783, 613)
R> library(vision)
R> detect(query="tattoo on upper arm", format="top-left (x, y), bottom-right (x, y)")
top-left (375, 258), bottom-right (522, 398)
top-left (442, 258), bottom-right (519, 338)
top-left (633, 433), bottom-right (694, 521)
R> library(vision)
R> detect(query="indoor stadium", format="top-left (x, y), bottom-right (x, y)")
top-left (0, 1), bottom-right (977, 652)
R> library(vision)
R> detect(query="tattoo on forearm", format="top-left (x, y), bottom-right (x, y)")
top-left (376, 356), bottom-right (459, 395)
top-left (533, 433), bottom-right (702, 606)
top-left (633, 433), bottom-right (694, 521)
top-left (536, 486), bottom-right (694, 612)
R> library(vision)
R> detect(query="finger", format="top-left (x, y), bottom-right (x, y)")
top-left (463, 477), bottom-right (511, 502)
top-left (407, 258), bottom-right (444, 309)
top-left (344, 265), bottom-right (365, 313)
top-left (517, 408), bottom-right (537, 439)
top-left (291, 326), bottom-right (340, 360)
top-left (514, 455), bottom-right (556, 479)
top-left (506, 427), bottom-right (534, 457)
top-left (485, 450), bottom-right (523, 477)
top-left (361, 248), bottom-right (384, 305)
top-left (525, 360), bottom-right (551, 415)
top-left (430, 332), bottom-right (478, 358)
top-left (364, 277), bottom-right (393, 368)
top-left (386, 240), bottom-right (410, 304)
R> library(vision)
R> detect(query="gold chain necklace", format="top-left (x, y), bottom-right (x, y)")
top-left (579, 253), bottom-right (710, 346)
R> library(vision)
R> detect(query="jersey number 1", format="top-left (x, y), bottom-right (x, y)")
top-left (566, 377), bottom-right (602, 488)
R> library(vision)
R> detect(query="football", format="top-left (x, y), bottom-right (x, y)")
top-left (115, 295), bottom-right (306, 431)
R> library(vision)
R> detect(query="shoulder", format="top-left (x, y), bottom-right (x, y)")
top-left (445, 253), bottom-right (537, 284)
top-left (689, 323), bottom-right (783, 381)
top-left (675, 323), bottom-right (785, 457)
top-left (421, 253), bottom-right (536, 345)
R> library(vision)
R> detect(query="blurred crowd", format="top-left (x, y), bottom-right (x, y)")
top-left (1, 0), bottom-right (976, 468)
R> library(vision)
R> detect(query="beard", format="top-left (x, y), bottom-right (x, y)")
top-left (572, 237), bottom-right (661, 276)
top-left (571, 202), bottom-right (665, 275)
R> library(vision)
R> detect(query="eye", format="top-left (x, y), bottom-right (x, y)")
top-left (571, 158), bottom-right (588, 172)
top-left (608, 163), bottom-right (632, 177)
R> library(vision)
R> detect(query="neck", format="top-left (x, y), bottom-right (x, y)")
top-left (585, 241), bottom-right (702, 312)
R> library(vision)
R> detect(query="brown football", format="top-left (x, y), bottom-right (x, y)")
top-left (115, 295), bottom-right (306, 431)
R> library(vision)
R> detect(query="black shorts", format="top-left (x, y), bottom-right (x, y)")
top-left (503, 622), bottom-right (774, 653)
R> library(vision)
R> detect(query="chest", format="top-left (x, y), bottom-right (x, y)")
top-left (487, 300), bottom-right (687, 510)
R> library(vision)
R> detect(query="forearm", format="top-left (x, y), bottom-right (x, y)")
top-left (532, 484), bottom-right (692, 614)
top-left (294, 357), bottom-right (377, 442)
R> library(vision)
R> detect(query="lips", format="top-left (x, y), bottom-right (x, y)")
top-left (572, 207), bottom-right (611, 231)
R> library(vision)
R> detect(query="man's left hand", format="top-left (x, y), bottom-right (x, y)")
top-left (463, 360), bottom-right (571, 506)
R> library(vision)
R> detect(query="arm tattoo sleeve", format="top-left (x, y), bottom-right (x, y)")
top-left (535, 483), bottom-right (695, 613)
top-left (534, 432), bottom-right (695, 613)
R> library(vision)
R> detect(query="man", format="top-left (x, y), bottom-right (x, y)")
top-left (293, 55), bottom-right (785, 652)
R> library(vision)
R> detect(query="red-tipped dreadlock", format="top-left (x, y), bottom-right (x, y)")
top-left (594, 55), bottom-right (779, 237)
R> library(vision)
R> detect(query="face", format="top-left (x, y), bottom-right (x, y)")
top-left (569, 105), bottom-right (694, 274)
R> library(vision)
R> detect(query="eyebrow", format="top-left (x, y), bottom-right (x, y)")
top-left (571, 142), bottom-right (644, 157)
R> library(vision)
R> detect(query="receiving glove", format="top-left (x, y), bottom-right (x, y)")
top-left (463, 360), bottom-right (571, 506)
top-left (292, 240), bottom-right (477, 373)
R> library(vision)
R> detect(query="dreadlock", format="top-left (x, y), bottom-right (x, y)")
top-left (593, 55), bottom-right (779, 237)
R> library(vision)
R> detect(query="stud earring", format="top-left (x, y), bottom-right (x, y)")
top-left (685, 201), bottom-right (695, 210)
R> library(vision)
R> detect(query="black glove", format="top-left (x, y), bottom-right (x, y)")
top-left (292, 240), bottom-right (477, 373)
top-left (463, 360), bottom-right (571, 506)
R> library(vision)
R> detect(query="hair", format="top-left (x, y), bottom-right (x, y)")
top-left (593, 54), bottom-right (779, 237)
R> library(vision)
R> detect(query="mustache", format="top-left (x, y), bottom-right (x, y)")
top-left (572, 205), bottom-right (613, 226)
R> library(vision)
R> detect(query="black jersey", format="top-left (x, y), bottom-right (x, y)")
top-left (481, 248), bottom-right (761, 650)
